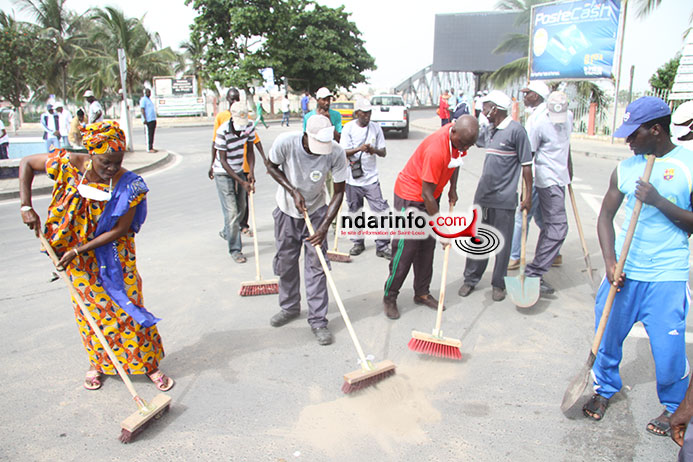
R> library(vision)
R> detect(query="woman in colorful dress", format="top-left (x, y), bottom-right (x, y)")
top-left (19, 121), bottom-right (174, 392)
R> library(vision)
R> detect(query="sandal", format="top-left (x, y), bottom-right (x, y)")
top-left (583, 393), bottom-right (609, 421)
top-left (148, 369), bottom-right (175, 392)
top-left (232, 252), bottom-right (247, 264)
top-left (646, 409), bottom-right (672, 437)
top-left (84, 369), bottom-right (102, 390)
top-left (241, 228), bottom-right (254, 237)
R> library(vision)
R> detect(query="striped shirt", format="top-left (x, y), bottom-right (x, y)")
top-left (213, 120), bottom-right (255, 174)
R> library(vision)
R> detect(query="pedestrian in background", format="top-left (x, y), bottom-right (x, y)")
top-left (55, 102), bottom-right (71, 147)
top-left (438, 90), bottom-right (450, 126)
top-left (281, 95), bottom-right (291, 127)
top-left (84, 90), bottom-right (103, 124)
top-left (68, 109), bottom-right (86, 149)
top-left (41, 103), bottom-right (61, 152)
top-left (301, 90), bottom-right (310, 118)
top-left (255, 97), bottom-right (269, 129)
top-left (0, 117), bottom-right (8, 159)
top-left (140, 88), bottom-right (158, 153)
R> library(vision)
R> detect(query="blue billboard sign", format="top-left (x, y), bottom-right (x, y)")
top-left (529, 0), bottom-right (621, 80)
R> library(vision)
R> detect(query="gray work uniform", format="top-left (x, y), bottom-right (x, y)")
top-left (463, 117), bottom-right (532, 290)
top-left (269, 132), bottom-right (348, 328)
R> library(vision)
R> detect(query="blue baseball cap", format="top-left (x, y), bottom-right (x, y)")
top-left (614, 96), bottom-right (671, 138)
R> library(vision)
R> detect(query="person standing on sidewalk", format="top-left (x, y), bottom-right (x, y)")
top-left (55, 102), bottom-right (71, 147)
top-left (458, 90), bottom-right (533, 302)
top-left (281, 95), bottom-right (291, 127)
top-left (382, 115), bottom-right (479, 320)
top-left (41, 103), bottom-right (61, 152)
top-left (265, 114), bottom-right (348, 345)
top-left (438, 90), bottom-right (450, 126)
top-left (0, 117), bottom-right (9, 159)
top-left (212, 101), bottom-right (255, 264)
top-left (582, 97), bottom-right (693, 439)
top-left (84, 90), bottom-right (103, 124)
top-left (68, 109), bottom-right (86, 149)
top-left (301, 91), bottom-right (310, 118)
top-left (140, 88), bottom-right (158, 153)
top-left (522, 90), bottom-right (573, 296)
top-left (339, 98), bottom-right (391, 260)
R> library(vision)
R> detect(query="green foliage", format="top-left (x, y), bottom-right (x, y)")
top-left (649, 54), bottom-right (680, 92)
top-left (0, 12), bottom-right (51, 108)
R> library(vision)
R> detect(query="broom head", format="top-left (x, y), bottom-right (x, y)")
top-left (408, 330), bottom-right (462, 360)
top-left (326, 250), bottom-right (351, 263)
top-left (239, 279), bottom-right (279, 296)
top-left (119, 393), bottom-right (171, 443)
top-left (342, 360), bottom-right (396, 393)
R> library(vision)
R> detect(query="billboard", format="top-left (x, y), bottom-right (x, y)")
top-left (529, 0), bottom-right (621, 80)
top-left (153, 76), bottom-right (205, 117)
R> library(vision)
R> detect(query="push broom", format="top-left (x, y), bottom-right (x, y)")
top-left (239, 190), bottom-right (279, 295)
top-left (408, 203), bottom-right (462, 360)
top-left (326, 202), bottom-right (351, 262)
top-left (38, 231), bottom-right (171, 443)
top-left (304, 211), bottom-right (396, 393)
top-left (561, 154), bottom-right (655, 412)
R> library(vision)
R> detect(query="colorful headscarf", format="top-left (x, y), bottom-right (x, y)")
top-left (81, 121), bottom-right (126, 154)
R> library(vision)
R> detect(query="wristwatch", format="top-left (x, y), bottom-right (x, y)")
top-left (20, 206), bottom-right (33, 212)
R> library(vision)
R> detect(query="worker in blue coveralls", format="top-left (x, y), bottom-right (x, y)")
top-left (582, 97), bottom-right (693, 439)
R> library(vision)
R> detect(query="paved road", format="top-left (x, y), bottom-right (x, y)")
top-left (0, 116), bottom-right (687, 461)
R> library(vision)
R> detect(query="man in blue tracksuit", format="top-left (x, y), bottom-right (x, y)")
top-left (582, 97), bottom-right (693, 439)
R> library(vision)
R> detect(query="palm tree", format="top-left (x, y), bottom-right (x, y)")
top-left (176, 40), bottom-right (206, 95)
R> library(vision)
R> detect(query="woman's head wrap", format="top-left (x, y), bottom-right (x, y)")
top-left (81, 121), bottom-right (126, 154)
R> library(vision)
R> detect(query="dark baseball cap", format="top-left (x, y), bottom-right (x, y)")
top-left (614, 96), bottom-right (671, 138)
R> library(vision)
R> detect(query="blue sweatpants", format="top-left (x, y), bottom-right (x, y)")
top-left (592, 278), bottom-right (690, 412)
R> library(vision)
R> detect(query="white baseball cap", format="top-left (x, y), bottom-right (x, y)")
top-left (230, 102), bottom-right (249, 128)
top-left (546, 91), bottom-right (569, 123)
top-left (54, 101), bottom-right (63, 109)
top-left (481, 90), bottom-right (512, 111)
top-left (672, 101), bottom-right (693, 125)
top-left (306, 115), bottom-right (334, 155)
top-left (521, 81), bottom-right (551, 100)
top-left (354, 98), bottom-right (372, 113)
top-left (315, 87), bottom-right (333, 100)
top-left (83, 90), bottom-right (94, 97)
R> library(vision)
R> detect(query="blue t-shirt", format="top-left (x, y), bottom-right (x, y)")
top-left (301, 95), bottom-right (309, 112)
top-left (615, 146), bottom-right (693, 281)
top-left (303, 109), bottom-right (342, 133)
top-left (140, 96), bottom-right (156, 122)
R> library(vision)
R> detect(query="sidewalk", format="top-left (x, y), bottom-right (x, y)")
top-left (411, 116), bottom-right (632, 161)
top-left (0, 149), bottom-right (172, 201)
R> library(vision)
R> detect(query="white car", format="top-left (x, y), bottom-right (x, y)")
top-left (370, 94), bottom-right (409, 138)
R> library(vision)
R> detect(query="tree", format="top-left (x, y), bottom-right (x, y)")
top-left (177, 39), bottom-right (207, 95)
top-left (0, 11), bottom-right (51, 109)
top-left (649, 54), bottom-right (681, 92)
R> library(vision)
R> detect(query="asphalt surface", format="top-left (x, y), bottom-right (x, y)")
top-left (0, 111), bottom-right (688, 461)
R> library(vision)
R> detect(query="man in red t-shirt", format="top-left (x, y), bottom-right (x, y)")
top-left (438, 90), bottom-right (451, 126)
top-left (382, 115), bottom-right (479, 319)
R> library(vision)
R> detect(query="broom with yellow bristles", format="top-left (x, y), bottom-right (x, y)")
top-left (239, 190), bottom-right (279, 296)
top-left (408, 203), bottom-right (462, 360)
top-left (38, 231), bottom-right (171, 443)
top-left (304, 211), bottom-right (396, 392)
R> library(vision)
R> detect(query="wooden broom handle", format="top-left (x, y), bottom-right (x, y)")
top-left (38, 231), bottom-right (141, 401)
top-left (519, 177), bottom-right (529, 278)
top-left (434, 203), bottom-right (454, 333)
top-left (590, 154), bottom-right (656, 356)
top-left (248, 191), bottom-right (262, 281)
top-left (304, 211), bottom-right (369, 364)
top-left (332, 202), bottom-right (343, 252)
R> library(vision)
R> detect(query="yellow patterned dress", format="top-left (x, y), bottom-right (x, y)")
top-left (44, 150), bottom-right (164, 375)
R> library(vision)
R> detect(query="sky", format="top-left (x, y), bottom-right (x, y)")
top-left (1, 0), bottom-right (690, 92)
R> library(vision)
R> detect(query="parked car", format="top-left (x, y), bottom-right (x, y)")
top-left (370, 94), bottom-right (409, 138)
top-left (331, 101), bottom-right (354, 126)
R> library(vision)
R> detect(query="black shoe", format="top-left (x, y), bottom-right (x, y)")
top-left (383, 297), bottom-right (400, 319)
top-left (270, 310), bottom-right (299, 327)
top-left (458, 284), bottom-right (474, 297)
top-left (540, 280), bottom-right (556, 296)
top-left (492, 286), bottom-right (506, 302)
top-left (413, 294), bottom-right (445, 311)
top-left (376, 248), bottom-right (392, 260)
top-left (312, 327), bottom-right (333, 345)
top-left (349, 244), bottom-right (365, 256)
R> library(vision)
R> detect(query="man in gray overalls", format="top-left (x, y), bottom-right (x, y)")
top-left (266, 115), bottom-right (348, 345)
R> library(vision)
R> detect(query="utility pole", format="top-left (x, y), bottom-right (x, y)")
top-left (117, 48), bottom-right (134, 152)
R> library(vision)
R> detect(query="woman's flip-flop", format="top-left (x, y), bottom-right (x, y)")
top-left (84, 370), bottom-right (102, 390)
top-left (148, 370), bottom-right (175, 392)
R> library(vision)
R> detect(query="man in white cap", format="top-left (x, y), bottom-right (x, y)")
top-left (212, 101), bottom-right (256, 264)
top-left (83, 90), bottom-right (103, 124)
top-left (40, 103), bottom-right (61, 151)
top-left (266, 114), bottom-right (348, 345)
top-left (672, 100), bottom-right (693, 150)
top-left (458, 90), bottom-right (533, 302)
top-left (54, 102), bottom-right (71, 147)
top-left (303, 87), bottom-right (342, 142)
top-left (339, 97), bottom-right (391, 259)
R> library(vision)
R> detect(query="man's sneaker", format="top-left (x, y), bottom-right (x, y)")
top-left (540, 280), bottom-right (556, 296)
top-left (458, 284), bottom-right (475, 297)
top-left (376, 248), bottom-right (392, 260)
top-left (312, 327), bottom-right (333, 345)
top-left (349, 244), bottom-right (365, 256)
top-left (383, 297), bottom-right (400, 319)
top-left (507, 259), bottom-right (520, 270)
top-left (492, 286), bottom-right (506, 302)
top-left (270, 310), bottom-right (299, 327)
top-left (552, 255), bottom-right (563, 267)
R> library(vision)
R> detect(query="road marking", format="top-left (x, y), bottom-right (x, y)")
top-left (580, 192), bottom-right (603, 216)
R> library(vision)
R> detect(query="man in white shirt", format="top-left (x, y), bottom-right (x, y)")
top-left (84, 90), bottom-right (104, 124)
top-left (54, 102), bottom-right (72, 147)
top-left (672, 100), bottom-right (693, 150)
top-left (281, 95), bottom-right (291, 127)
top-left (40, 103), bottom-right (61, 151)
top-left (339, 98), bottom-right (391, 259)
top-left (0, 118), bottom-right (8, 159)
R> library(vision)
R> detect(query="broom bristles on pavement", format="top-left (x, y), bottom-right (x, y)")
top-left (239, 279), bottom-right (279, 296)
top-left (326, 251), bottom-right (351, 263)
top-left (118, 394), bottom-right (171, 443)
top-left (341, 360), bottom-right (396, 394)
top-left (408, 331), bottom-right (462, 360)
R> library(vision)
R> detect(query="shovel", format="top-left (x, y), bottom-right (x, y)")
top-left (505, 180), bottom-right (540, 308)
top-left (568, 184), bottom-right (598, 294)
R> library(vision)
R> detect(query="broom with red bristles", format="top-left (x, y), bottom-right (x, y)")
top-left (304, 211), bottom-right (396, 393)
top-left (408, 203), bottom-right (462, 360)
top-left (239, 190), bottom-right (279, 296)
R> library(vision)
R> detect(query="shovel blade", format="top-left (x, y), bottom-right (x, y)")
top-left (504, 275), bottom-right (540, 308)
top-left (561, 351), bottom-right (596, 413)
